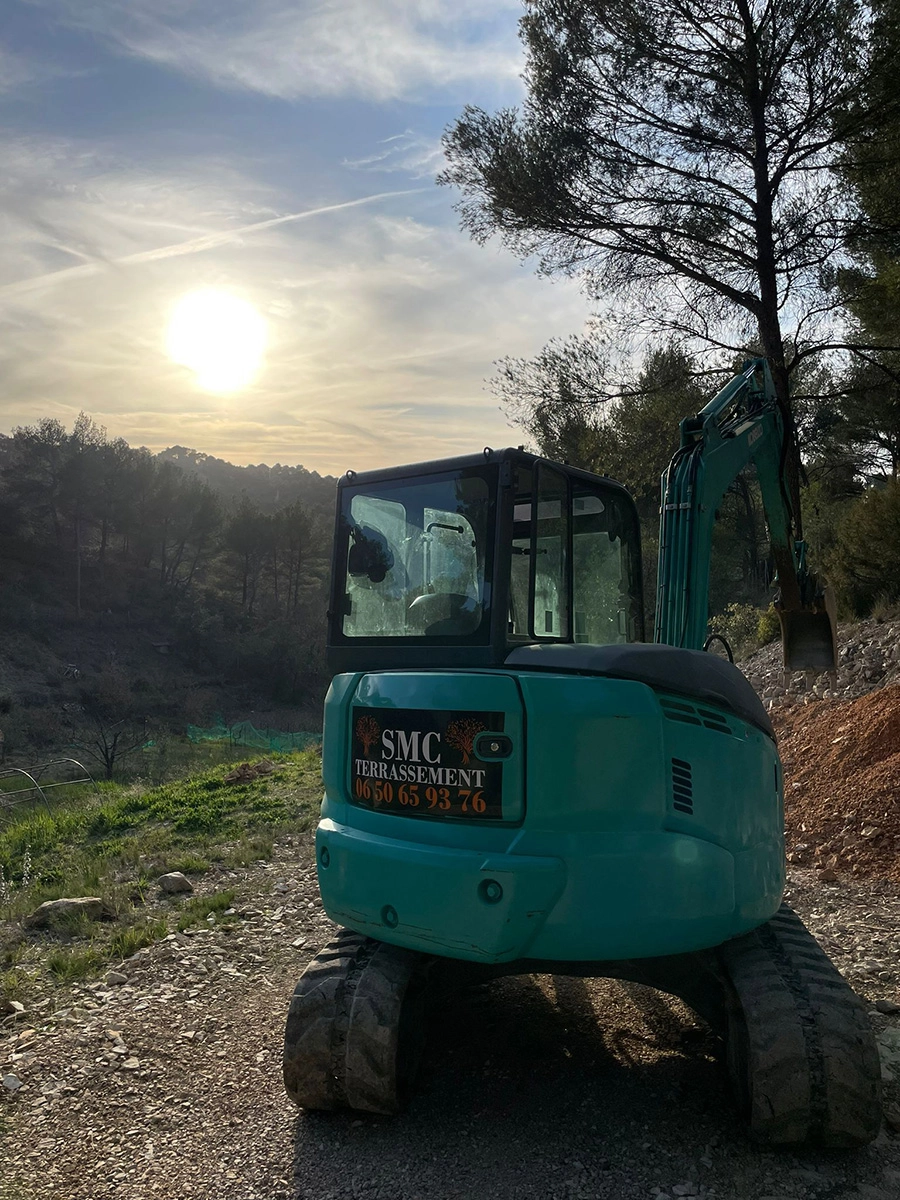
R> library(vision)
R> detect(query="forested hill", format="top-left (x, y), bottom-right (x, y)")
top-left (0, 418), bottom-right (336, 767)
top-left (157, 446), bottom-right (336, 514)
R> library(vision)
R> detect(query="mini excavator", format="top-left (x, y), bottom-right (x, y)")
top-left (283, 358), bottom-right (881, 1146)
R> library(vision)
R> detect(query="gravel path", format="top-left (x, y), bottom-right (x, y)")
top-left (3, 843), bottom-right (899, 1200)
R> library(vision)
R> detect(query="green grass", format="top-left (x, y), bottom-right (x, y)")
top-left (0, 750), bottom-right (321, 914)
top-left (1, 966), bottom-right (31, 1003)
top-left (162, 852), bottom-right (211, 875)
top-left (222, 833), bottom-right (275, 867)
top-left (176, 889), bottom-right (236, 932)
top-left (109, 917), bottom-right (168, 960)
top-left (46, 945), bottom-right (106, 982)
top-left (0, 749), bottom-right (322, 990)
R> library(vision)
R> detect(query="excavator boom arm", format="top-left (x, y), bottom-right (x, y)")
top-left (653, 358), bottom-right (836, 673)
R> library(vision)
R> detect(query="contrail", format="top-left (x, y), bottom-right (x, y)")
top-left (0, 187), bottom-right (431, 300)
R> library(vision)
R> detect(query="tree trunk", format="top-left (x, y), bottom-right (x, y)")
top-left (741, 0), bottom-right (803, 609)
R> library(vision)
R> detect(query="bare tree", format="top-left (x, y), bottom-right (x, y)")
top-left (71, 716), bottom-right (149, 781)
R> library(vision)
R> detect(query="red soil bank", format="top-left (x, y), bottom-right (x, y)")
top-left (774, 684), bottom-right (900, 882)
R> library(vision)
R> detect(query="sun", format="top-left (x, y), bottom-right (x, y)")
top-left (166, 289), bottom-right (267, 392)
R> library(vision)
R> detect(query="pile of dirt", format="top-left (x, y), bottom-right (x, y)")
top-left (775, 683), bottom-right (900, 882)
top-left (223, 759), bottom-right (278, 784)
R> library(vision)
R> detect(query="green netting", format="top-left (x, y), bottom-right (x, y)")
top-left (186, 718), bottom-right (321, 753)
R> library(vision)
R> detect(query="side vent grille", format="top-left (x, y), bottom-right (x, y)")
top-left (660, 696), bottom-right (732, 736)
top-left (671, 758), bottom-right (694, 815)
top-left (659, 697), bottom-right (701, 726)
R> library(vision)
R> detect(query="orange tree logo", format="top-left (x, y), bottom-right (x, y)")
top-left (446, 718), bottom-right (485, 765)
top-left (356, 714), bottom-right (381, 757)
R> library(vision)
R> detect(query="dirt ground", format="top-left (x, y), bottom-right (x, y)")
top-left (2, 837), bottom-right (900, 1200)
top-left (777, 685), bottom-right (900, 881)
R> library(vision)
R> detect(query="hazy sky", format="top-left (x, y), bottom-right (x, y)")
top-left (0, 1), bottom-right (593, 474)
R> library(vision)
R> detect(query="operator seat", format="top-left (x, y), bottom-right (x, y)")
top-left (407, 592), bottom-right (482, 637)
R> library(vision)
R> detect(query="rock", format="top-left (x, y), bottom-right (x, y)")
top-left (875, 998), bottom-right (900, 1014)
top-left (1, 999), bottom-right (26, 1020)
top-left (818, 867), bottom-right (838, 882)
top-left (2, 1074), bottom-right (22, 1092)
top-left (158, 872), bottom-right (193, 895)
top-left (23, 897), bottom-right (107, 929)
top-left (105, 971), bottom-right (128, 986)
top-left (121, 1057), bottom-right (140, 1071)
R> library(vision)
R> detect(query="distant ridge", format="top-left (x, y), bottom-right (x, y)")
top-left (157, 446), bottom-right (336, 515)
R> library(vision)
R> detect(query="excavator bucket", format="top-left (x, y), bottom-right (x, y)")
top-left (778, 586), bottom-right (838, 676)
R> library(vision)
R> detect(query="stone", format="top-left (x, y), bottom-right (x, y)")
top-left (875, 999), bottom-right (900, 1014)
top-left (2, 1074), bottom-right (22, 1092)
top-left (23, 897), bottom-right (107, 929)
top-left (106, 971), bottom-right (128, 986)
top-left (158, 872), bottom-right (193, 895)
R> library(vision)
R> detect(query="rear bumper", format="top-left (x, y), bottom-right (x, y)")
top-left (317, 818), bottom-right (566, 963)
top-left (316, 818), bottom-right (779, 963)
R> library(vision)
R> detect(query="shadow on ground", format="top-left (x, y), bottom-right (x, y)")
top-left (290, 974), bottom-right (766, 1200)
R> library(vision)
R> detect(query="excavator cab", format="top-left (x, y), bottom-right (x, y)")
top-left (327, 449), bottom-right (644, 677)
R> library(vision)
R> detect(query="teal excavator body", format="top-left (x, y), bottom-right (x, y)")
top-left (314, 359), bottom-right (832, 965)
top-left (285, 362), bottom-right (880, 1150)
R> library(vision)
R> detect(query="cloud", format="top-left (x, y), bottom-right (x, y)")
top-left (344, 131), bottom-right (445, 180)
top-left (0, 42), bottom-right (73, 94)
top-left (0, 185), bottom-right (431, 300)
top-left (0, 134), bottom-right (591, 473)
top-left (36, 0), bottom-right (525, 102)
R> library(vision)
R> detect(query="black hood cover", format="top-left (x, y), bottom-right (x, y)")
top-left (505, 642), bottom-right (774, 739)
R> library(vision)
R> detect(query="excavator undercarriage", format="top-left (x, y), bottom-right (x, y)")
top-left (284, 906), bottom-right (881, 1147)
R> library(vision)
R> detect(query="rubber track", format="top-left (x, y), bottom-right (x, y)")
top-left (719, 905), bottom-right (881, 1147)
top-left (283, 929), bottom-right (424, 1114)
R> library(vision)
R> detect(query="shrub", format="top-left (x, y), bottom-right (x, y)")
top-left (828, 481), bottom-right (900, 616)
top-left (870, 592), bottom-right (900, 623)
top-left (756, 604), bottom-right (781, 646)
top-left (708, 602), bottom-right (768, 656)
